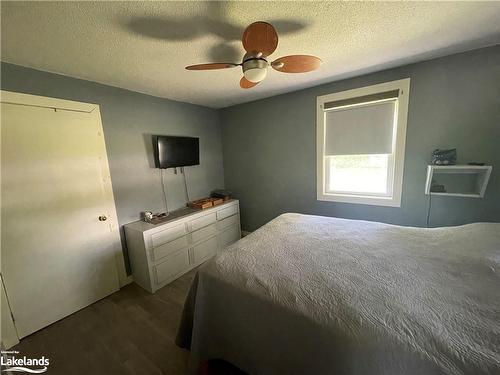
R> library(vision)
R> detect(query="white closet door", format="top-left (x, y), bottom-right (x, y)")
top-left (1, 92), bottom-right (122, 339)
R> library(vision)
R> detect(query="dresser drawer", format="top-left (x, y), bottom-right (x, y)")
top-left (151, 223), bottom-right (186, 248)
top-left (189, 212), bottom-right (216, 232)
top-left (191, 223), bottom-right (217, 244)
top-left (217, 204), bottom-right (238, 220)
top-left (154, 248), bottom-right (190, 285)
top-left (192, 235), bottom-right (218, 264)
top-left (152, 235), bottom-right (188, 261)
top-left (220, 224), bottom-right (240, 249)
top-left (217, 213), bottom-right (239, 230)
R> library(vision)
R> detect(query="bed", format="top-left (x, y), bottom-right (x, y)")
top-left (176, 213), bottom-right (500, 375)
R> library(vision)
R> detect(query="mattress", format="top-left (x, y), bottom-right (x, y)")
top-left (177, 213), bottom-right (500, 375)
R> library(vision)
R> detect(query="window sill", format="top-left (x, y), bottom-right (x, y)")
top-left (317, 192), bottom-right (401, 207)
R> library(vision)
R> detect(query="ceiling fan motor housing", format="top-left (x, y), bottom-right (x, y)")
top-left (242, 58), bottom-right (268, 83)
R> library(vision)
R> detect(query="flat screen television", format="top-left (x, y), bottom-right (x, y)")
top-left (154, 135), bottom-right (199, 169)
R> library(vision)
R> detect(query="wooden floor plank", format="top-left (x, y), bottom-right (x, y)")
top-left (11, 269), bottom-right (197, 375)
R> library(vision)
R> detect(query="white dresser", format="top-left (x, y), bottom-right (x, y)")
top-left (124, 200), bottom-right (241, 293)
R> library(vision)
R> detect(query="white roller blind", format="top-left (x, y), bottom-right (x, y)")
top-left (325, 100), bottom-right (396, 156)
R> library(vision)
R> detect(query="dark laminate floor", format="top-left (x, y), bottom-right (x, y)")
top-left (12, 269), bottom-right (197, 375)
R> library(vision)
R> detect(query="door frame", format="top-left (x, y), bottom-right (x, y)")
top-left (1, 274), bottom-right (19, 348)
top-left (0, 90), bottom-right (131, 290)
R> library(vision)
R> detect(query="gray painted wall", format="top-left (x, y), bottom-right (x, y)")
top-left (2, 45), bottom-right (499, 250)
top-left (1, 62), bottom-right (225, 272)
top-left (220, 46), bottom-right (500, 231)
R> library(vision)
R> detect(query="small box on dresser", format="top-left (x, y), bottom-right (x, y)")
top-left (124, 200), bottom-right (241, 293)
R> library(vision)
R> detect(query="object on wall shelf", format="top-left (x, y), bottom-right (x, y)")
top-left (429, 182), bottom-right (446, 193)
top-left (431, 148), bottom-right (457, 165)
top-left (425, 165), bottom-right (492, 198)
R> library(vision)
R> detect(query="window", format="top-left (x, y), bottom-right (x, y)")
top-left (316, 79), bottom-right (410, 207)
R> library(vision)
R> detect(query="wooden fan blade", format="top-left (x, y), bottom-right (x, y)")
top-left (271, 55), bottom-right (321, 73)
top-left (242, 21), bottom-right (278, 57)
top-left (185, 63), bottom-right (238, 70)
top-left (240, 77), bottom-right (259, 89)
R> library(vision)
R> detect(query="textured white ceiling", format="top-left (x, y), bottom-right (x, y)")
top-left (2, 1), bottom-right (499, 108)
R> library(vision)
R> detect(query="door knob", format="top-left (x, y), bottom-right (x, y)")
top-left (99, 215), bottom-right (107, 221)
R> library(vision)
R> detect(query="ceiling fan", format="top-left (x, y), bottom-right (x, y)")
top-left (185, 21), bottom-right (322, 89)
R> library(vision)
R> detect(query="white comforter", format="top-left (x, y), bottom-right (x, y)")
top-left (177, 213), bottom-right (500, 375)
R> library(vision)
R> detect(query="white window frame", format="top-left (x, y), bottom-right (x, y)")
top-left (316, 78), bottom-right (410, 207)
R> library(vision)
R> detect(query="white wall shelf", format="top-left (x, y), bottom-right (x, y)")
top-left (425, 165), bottom-right (492, 198)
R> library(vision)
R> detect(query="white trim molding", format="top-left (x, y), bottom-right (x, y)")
top-left (316, 78), bottom-right (410, 207)
top-left (0, 90), bottom-right (98, 112)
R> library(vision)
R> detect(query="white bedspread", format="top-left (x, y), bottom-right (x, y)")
top-left (177, 213), bottom-right (500, 375)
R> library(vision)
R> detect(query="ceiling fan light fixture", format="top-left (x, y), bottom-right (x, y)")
top-left (243, 59), bottom-right (268, 83)
top-left (244, 67), bottom-right (267, 83)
